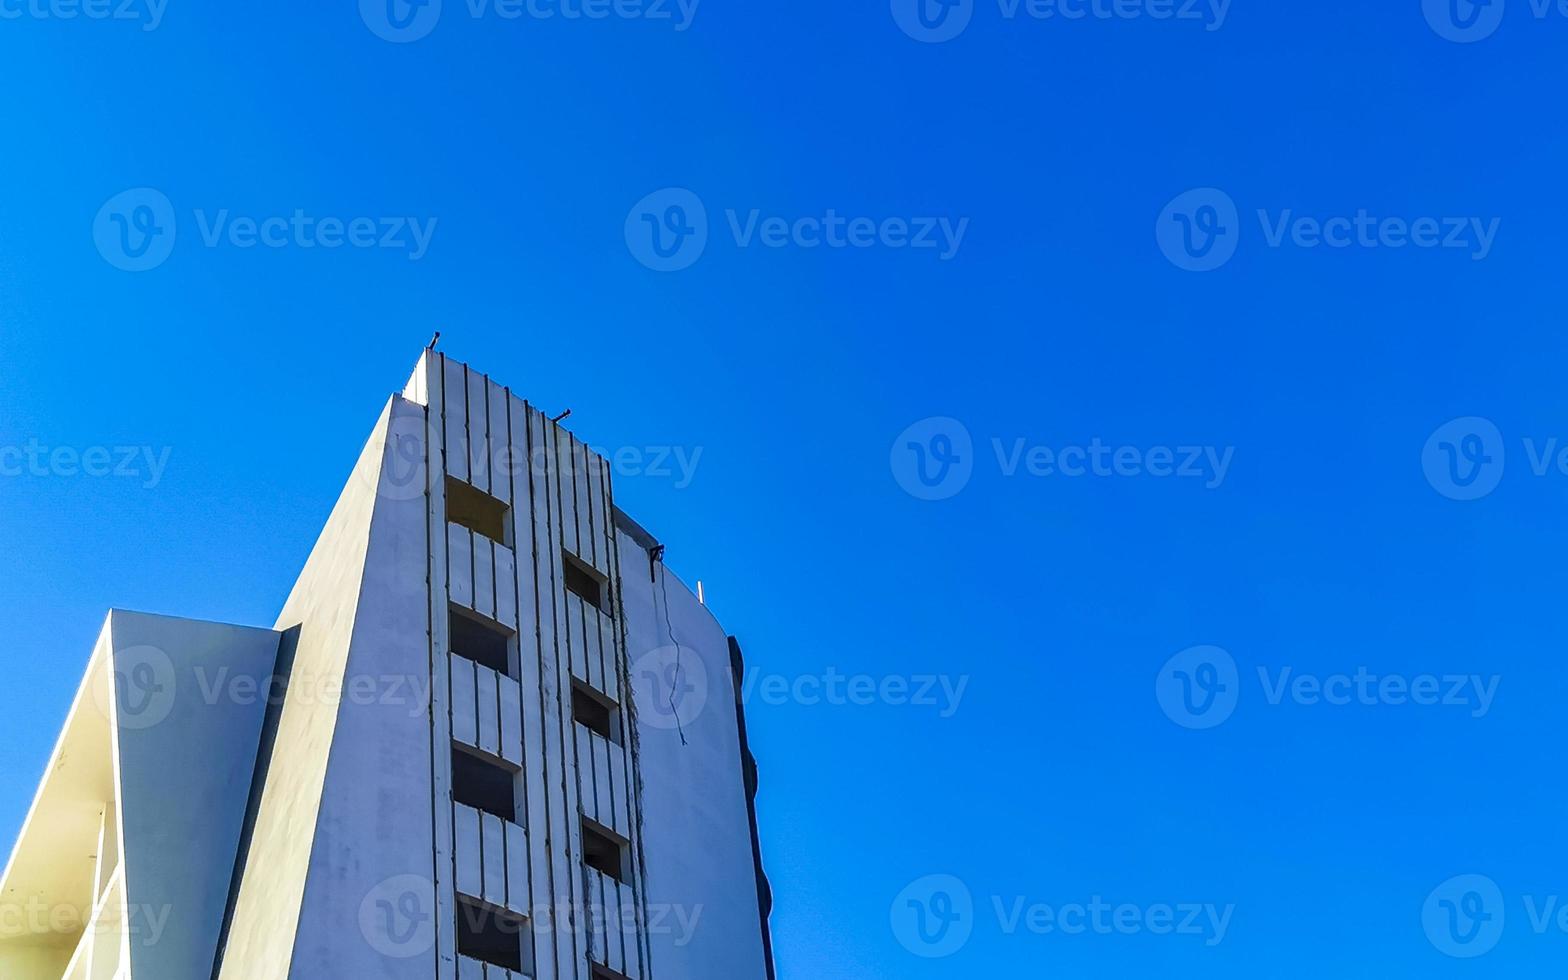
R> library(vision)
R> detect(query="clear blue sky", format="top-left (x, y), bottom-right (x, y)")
top-left (3, 2), bottom-right (1566, 976)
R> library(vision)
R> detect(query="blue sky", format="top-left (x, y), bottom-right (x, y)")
top-left (3, 1), bottom-right (1567, 975)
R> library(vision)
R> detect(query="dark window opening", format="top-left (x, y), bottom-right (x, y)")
top-left (452, 747), bottom-right (517, 824)
top-left (572, 682), bottom-right (620, 744)
top-left (593, 968), bottom-right (634, 980)
top-left (456, 896), bottom-right (531, 974)
top-left (583, 819), bottom-right (630, 884)
top-left (447, 477), bottom-right (512, 545)
top-left (563, 551), bottom-right (607, 611)
top-left (451, 606), bottom-right (515, 678)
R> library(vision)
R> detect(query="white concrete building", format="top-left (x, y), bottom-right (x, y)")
top-left (0, 353), bottom-right (776, 980)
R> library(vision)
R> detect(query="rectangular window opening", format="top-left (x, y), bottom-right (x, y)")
top-left (452, 747), bottom-right (518, 824)
top-left (450, 605), bottom-right (515, 678)
top-left (593, 968), bottom-right (634, 980)
top-left (447, 476), bottom-right (512, 545)
top-left (572, 681), bottom-right (621, 745)
top-left (582, 818), bottom-right (631, 884)
top-left (456, 896), bottom-right (532, 974)
top-left (563, 551), bottom-right (608, 612)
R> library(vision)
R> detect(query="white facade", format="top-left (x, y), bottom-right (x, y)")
top-left (0, 353), bottom-right (775, 980)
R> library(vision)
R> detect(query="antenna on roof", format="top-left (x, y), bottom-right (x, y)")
top-left (426, 330), bottom-right (442, 351)
top-left (550, 409), bottom-right (572, 424)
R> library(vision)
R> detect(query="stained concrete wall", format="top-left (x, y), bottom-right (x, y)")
top-left (288, 396), bottom-right (437, 979)
top-left (218, 400), bottom-right (402, 980)
top-left (615, 532), bottom-right (772, 980)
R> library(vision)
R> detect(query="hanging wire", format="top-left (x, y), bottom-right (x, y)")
top-left (657, 567), bottom-right (689, 747)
